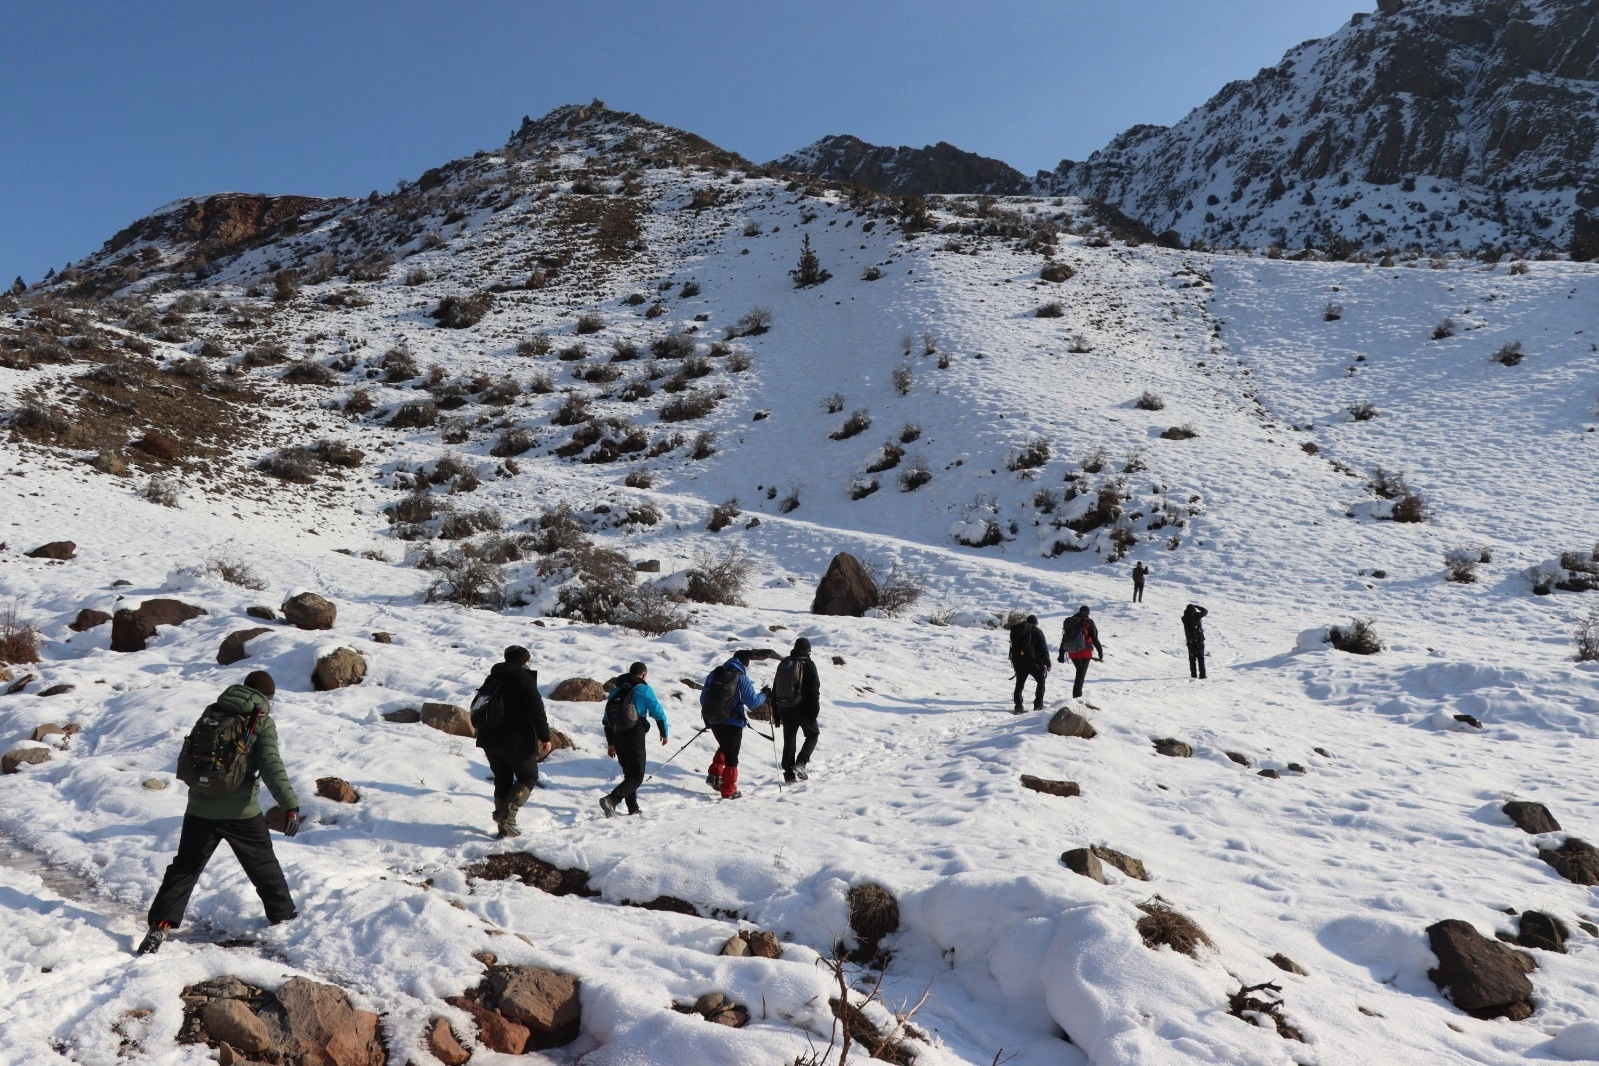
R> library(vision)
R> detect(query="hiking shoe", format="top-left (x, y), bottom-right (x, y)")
top-left (705, 772), bottom-right (722, 791)
top-left (136, 923), bottom-right (169, 956)
top-left (721, 790), bottom-right (743, 800)
top-left (625, 804), bottom-right (641, 816)
top-left (794, 765), bottom-right (809, 781)
top-left (1012, 706), bottom-right (1026, 715)
top-left (783, 771), bottom-right (797, 784)
top-left (599, 796), bottom-right (617, 818)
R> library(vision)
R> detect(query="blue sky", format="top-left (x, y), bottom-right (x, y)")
top-left (1, 1), bottom-right (1369, 283)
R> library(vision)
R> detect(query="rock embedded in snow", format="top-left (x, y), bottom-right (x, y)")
top-left (634, 559), bottom-right (661, 573)
top-left (719, 934), bottom-right (750, 957)
top-left (136, 598), bottom-right (206, 628)
top-left (548, 677), bottom-right (605, 701)
top-left (281, 592), bottom-right (337, 631)
top-left (1092, 846), bottom-right (1150, 880)
top-left (217, 627), bottom-right (272, 666)
top-left (421, 703), bottom-right (473, 737)
top-left (246, 605), bottom-right (277, 622)
top-left (2, 747), bottom-right (52, 774)
top-left (425, 1017), bottom-right (470, 1065)
top-left (1270, 953), bottom-right (1307, 975)
top-left (1538, 838), bottom-right (1599, 885)
top-left (1020, 774), bottom-right (1081, 797)
top-left (1516, 911), bottom-right (1568, 953)
top-left (487, 964), bottom-right (581, 1048)
top-left (1226, 751), bottom-right (1251, 766)
top-left (110, 608), bottom-right (155, 652)
top-left (316, 777), bottom-right (359, 803)
top-left (311, 648), bottom-right (366, 691)
top-left (266, 976), bottom-right (385, 1066)
top-left (142, 777), bottom-right (167, 790)
top-left (380, 708), bottom-right (421, 724)
top-left (201, 1000), bottom-right (270, 1057)
top-left (446, 996), bottom-right (529, 1055)
top-left (810, 552), bottom-right (879, 616)
top-left (24, 541), bottom-right (76, 560)
top-left (1259, 769), bottom-right (1282, 779)
top-left (693, 991), bottom-right (726, 1015)
top-left (69, 608), bottom-right (110, 632)
top-left (1503, 800), bottom-right (1560, 834)
top-left (1426, 919), bottom-right (1536, 1020)
top-left (1154, 737), bottom-right (1193, 757)
top-left (1062, 848), bottom-right (1107, 883)
top-left (1047, 708), bottom-right (1096, 739)
top-left (370, 631), bottom-right (392, 644)
top-left (30, 723), bottom-right (70, 742)
top-left (37, 683), bottom-right (73, 697)
top-left (5, 672), bottom-right (36, 694)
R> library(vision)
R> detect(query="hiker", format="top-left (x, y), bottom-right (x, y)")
top-left (1132, 562), bottom-right (1149, 603)
top-left (139, 671), bottom-right (298, 955)
top-left (599, 662), bottom-right (669, 817)
top-left (1182, 603), bottom-right (1209, 679)
top-left (1008, 614), bottom-right (1051, 714)
top-left (1057, 606), bottom-right (1105, 699)
top-left (701, 650), bottom-right (769, 800)
top-left (473, 645), bottom-right (552, 839)
top-left (772, 637), bottom-right (821, 782)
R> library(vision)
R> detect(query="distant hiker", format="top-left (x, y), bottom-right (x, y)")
top-left (1132, 562), bottom-right (1149, 603)
top-left (1057, 606), bottom-right (1105, 699)
top-left (472, 645), bottom-right (552, 839)
top-left (1008, 614), bottom-right (1051, 714)
top-left (600, 662), bottom-right (669, 817)
top-left (701, 650), bottom-right (770, 800)
top-left (772, 637), bottom-right (821, 782)
top-left (140, 671), bottom-right (297, 955)
top-left (1182, 603), bottom-right (1209, 679)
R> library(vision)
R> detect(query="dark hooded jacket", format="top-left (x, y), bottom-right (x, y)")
top-left (476, 661), bottom-right (550, 754)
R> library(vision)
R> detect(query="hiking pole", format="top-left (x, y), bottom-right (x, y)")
top-left (642, 727), bottom-right (707, 785)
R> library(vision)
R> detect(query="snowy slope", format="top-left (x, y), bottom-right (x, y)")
top-left (4, 105), bottom-right (1599, 1065)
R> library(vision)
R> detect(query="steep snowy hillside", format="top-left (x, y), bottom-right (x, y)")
top-left (3, 103), bottom-right (1599, 1066)
top-left (1040, 0), bottom-right (1599, 254)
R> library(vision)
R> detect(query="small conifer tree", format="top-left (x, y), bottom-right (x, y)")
top-left (790, 234), bottom-right (831, 288)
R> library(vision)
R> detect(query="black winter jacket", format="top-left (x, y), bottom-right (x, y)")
top-left (1182, 605), bottom-right (1208, 645)
top-left (1011, 624), bottom-right (1050, 671)
top-left (475, 661), bottom-right (551, 754)
top-left (782, 654), bottom-right (822, 720)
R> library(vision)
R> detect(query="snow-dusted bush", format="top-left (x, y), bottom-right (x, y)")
top-left (1160, 424), bottom-right (1199, 441)
top-left (1444, 548), bottom-right (1489, 583)
top-left (892, 364), bottom-right (914, 396)
top-left (867, 560), bottom-right (925, 618)
top-left (1036, 301), bottom-right (1065, 318)
top-left (899, 455), bottom-right (932, 492)
top-left (1080, 446), bottom-right (1108, 474)
top-left (432, 292), bottom-right (491, 329)
top-left (706, 497), bottom-right (741, 532)
top-left (1323, 302), bottom-right (1343, 321)
top-left (727, 307), bottom-right (772, 338)
top-left (778, 484), bottom-right (801, 513)
top-left (1492, 341), bottom-right (1525, 366)
top-left (1006, 437), bottom-right (1051, 472)
top-left (830, 409), bottom-right (872, 440)
top-left (660, 389), bottom-right (720, 422)
top-left (144, 476), bottom-right (180, 508)
top-left (821, 393), bottom-right (845, 414)
top-left (1328, 618), bottom-right (1383, 654)
top-left (651, 331), bottom-right (695, 360)
top-left (1577, 609), bottom-right (1599, 663)
top-left (951, 497), bottom-right (1004, 546)
top-left (686, 546), bottom-right (752, 606)
top-left (258, 447), bottom-right (319, 484)
top-left (1348, 401), bottom-right (1379, 422)
top-left (1068, 333), bottom-right (1093, 353)
top-left (389, 401), bottom-right (438, 429)
top-left (574, 313), bottom-right (605, 335)
top-left (426, 553), bottom-right (505, 609)
top-left (517, 332), bottom-right (553, 357)
top-left (898, 422), bottom-right (922, 444)
top-left (849, 477), bottom-right (880, 500)
top-left (1135, 391), bottom-right (1165, 411)
top-left (491, 427), bottom-right (537, 457)
top-left (1431, 317), bottom-right (1456, 340)
top-left (688, 431), bottom-right (715, 460)
top-left (551, 392), bottom-right (592, 426)
top-left (526, 370), bottom-right (555, 394)
top-left (438, 507), bottom-right (502, 540)
top-left (866, 443), bottom-right (904, 474)
top-left (1122, 449), bottom-right (1148, 474)
top-left (861, 265), bottom-right (883, 281)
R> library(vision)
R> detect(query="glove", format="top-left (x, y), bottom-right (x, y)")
top-left (1057, 653), bottom-right (1065, 664)
top-left (284, 809), bottom-right (301, 837)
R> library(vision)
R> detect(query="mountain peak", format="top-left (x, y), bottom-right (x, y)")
top-left (771, 134), bottom-right (1028, 196)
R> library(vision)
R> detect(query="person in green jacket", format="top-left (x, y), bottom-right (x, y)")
top-left (138, 671), bottom-right (299, 954)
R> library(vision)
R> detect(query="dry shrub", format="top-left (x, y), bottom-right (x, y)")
top-left (549, 544), bottom-right (637, 623)
top-left (624, 466), bottom-right (654, 489)
top-left (1348, 401), bottom-right (1379, 422)
top-left (1135, 391), bottom-right (1165, 411)
top-left (1328, 618), bottom-right (1383, 654)
top-left (432, 292), bottom-right (492, 329)
top-left (551, 392), bottom-right (593, 426)
top-left (707, 497), bottom-right (741, 532)
top-left (526, 370), bottom-right (555, 394)
top-left (847, 883), bottom-right (900, 962)
top-left (258, 447), bottom-right (319, 483)
top-left (205, 556), bottom-right (268, 591)
top-left (1036, 301), bottom-right (1065, 318)
top-left (0, 603), bottom-right (42, 664)
top-left (850, 478), bottom-right (880, 500)
top-left (830, 409), bottom-right (872, 441)
top-left (898, 423), bottom-right (922, 444)
top-left (389, 401), bottom-right (438, 429)
top-left (660, 389), bottom-right (719, 422)
top-left (1391, 490), bottom-right (1428, 523)
top-left (728, 307), bottom-right (772, 338)
top-left (438, 507), bottom-right (503, 540)
top-left (688, 431), bottom-right (715, 460)
top-left (314, 439), bottom-right (363, 468)
top-left (1160, 424), bottom-right (1199, 441)
top-left (651, 332), bottom-right (695, 360)
top-left (686, 546), bottom-right (752, 605)
top-left (617, 586), bottom-right (688, 635)
top-left (344, 388), bottom-right (375, 415)
top-left (491, 427), bottom-right (537, 457)
top-left (821, 393), bottom-right (845, 415)
top-left (134, 430), bottom-right (182, 463)
top-left (1040, 261), bottom-right (1074, 283)
top-left (1443, 549), bottom-right (1481, 583)
top-left (870, 562), bottom-right (924, 617)
top-left (779, 484), bottom-right (801, 513)
top-left (1006, 437), bottom-right (1051, 471)
top-left (891, 364), bottom-right (914, 396)
top-left (1135, 899), bottom-right (1213, 957)
top-left (282, 360), bottom-right (337, 386)
top-left (517, 332), bottom-right (553, 357)
top-left (610, 338), bottom-right (640, 362)
top-left (426, 553), bottom-right (506, 609)
top-left (1492, 341), bottom-right (1525, 366)
top-left (1081, 446), bottom-right (1108, 474)
top-left (144, 476), bottom-right (180, 508)
top-left (1576, 609), bottom-right (1599, 663)
top-left (382, 347), bottom-right (420, 381)
top-left (574, 312), bottom-right (605, 335)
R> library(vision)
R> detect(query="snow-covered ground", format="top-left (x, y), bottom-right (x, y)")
top-left (3, 122), bottom-right (1599, 1065)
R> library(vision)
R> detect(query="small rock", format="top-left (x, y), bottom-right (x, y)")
top-left (1517, 911), bottom-right (1568, 953)
top-left (201, 999), bottom-right (270, 1056)
top-left (693, 992), bottom-right (727, 1017)
top-left (281, 592), bottom-right (336, 631)
top-left (1090, 846), bottom-right (1149, 880)
top-left (473, 952), bottom-right (497, 967)
top-left (217, 628), bottom-right (272, 666)
top-left (709, 1005), bottom-right (748, 1027)
top-left (1047, 709), bottom-right (1096, 739)
top-left (1258, 769), bottom-right (1281, 779)
top-left (1578, 920), bottom-right (1599, 938)
top-left (421, 703), bottom-right (473, 737)
top-left (37, 684), bottom-right (74, 697)
top-left (745, 518), bottom-right (761, 529)
top-left (447, 995), bottom-right (529, 1055)
top-left (370, 632), bottom-right (393, 644)
top-left (5, 672), bottom-right (37, 694)
top-left (1286, 762), bottom-right (1307, 773)
top-left (311, 648), bottom-right (366, 691)
top-left (1503, 800), bottom-right (1560, 834)
top-left (1453, 714), bottom-right (1483, 729)
top-left (69, 608), bottom-right (111, 632)
top-left (1020, 774), bottom-right (1080, 798)
top-left (381, 708), bottom-right (421, 724)
top-left (1154, 738), bottom-right (1193, 758)
top-left (426, 1016), bottom-right (470, 1065)
top-left (1270, 953), bottom-right (1307, 975)
top-left (246, 606), bottom-right (277, 622)
top-left (316, 777), bottom-right (359, 803)
top-left (1539, 838), bottom-right (1599, 885)
top-left (487, 964), bottom-right (581, 1047)
top-left (111, 580), bottom-right (132, 587)
top-left (1313, 747), bottom-right (1331, 757)
top-left (720, 935), bottom-right (750, 957)
top-left (1426, 919), bottom-right (1536, 1020)
top-left (634, 559), bottom-right (661, 573)
top-left (25, 541), bottom-right (76, 560)
top-left (191, 976), bottom-right (258, 1000)
top-left (2, 747), bottom-right (52, 774)
top-left (548, 677), bottom-right (605, 701)
top-left (135, 599), bottom-right (206, 628)
top-left (743, 930), bottom-right (782, 959)
top-left (1061, 848), bottom-right (1107, 884)
top-left (142, 777), bottom-right (167, 790)
top-left (810, 552), bottom-right (879, 617)
top-left (31, 724), bottom-right (67, 742)
top-left (110, 608), bottom-right (155, 652)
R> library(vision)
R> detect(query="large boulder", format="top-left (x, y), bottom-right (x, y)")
top-left (25, 541), bottom-right (76, 560)
top-left (2, 747), bottom-right (52, 774)
top-left (110, 608), bottom-right (155, 652)
top-left (201, 999), bottom-right (271, 1057)
top-left (1504, 800), bottom-right (1560, 834)
top-left (421, 702), bottom-right (474, 737)
top-left (1047, 708), bottom-right (1096, 739)
top-left (810, 552), bottom-right (879, 616)
top-left (69, 608), bottom-right (111, 632)
top-left (548, 677), bottom-right (605, 701)
top-left (217, 627), bottom-right (272, 666)
top-left (1426, 920), bottom-right (1536, 1019)
top-left (136, 599), bottom-right (206, 628)
top-left (262, 976), bottom-right (385, 1066)
top-left (282, 592), bottom-right (336, 631)
top-left (1539, 838), bottom-right (1599, 885)
top-left (487, 964), bottom-right (581, 1047)
top-left (311, 648), bottom-right (366, 692)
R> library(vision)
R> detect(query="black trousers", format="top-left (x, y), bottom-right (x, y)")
top-left (1012, 666), bottom-right (1046, 709)
top-left (1188, 640), bottom-right (1206, 679)
top-left (782, 714), bottom-right (819, 771)
top-left (1132, 581), bottom-right (1144, 602)
top-left (484, 745), bottom-right (539, 814)
top-left (1069, 657), bottom-right (1092, 698)
top-left (147, 813), bottom-right (295, 929)
top-left (605, 726), bottom-right (648, 813)
top-left (710, 724), bottom-right (743, 769)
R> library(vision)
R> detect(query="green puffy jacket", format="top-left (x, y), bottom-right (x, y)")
top-left (182, 684), bottom-right (299, 820)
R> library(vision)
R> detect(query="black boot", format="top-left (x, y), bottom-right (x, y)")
top-left (136, 923), bottom-right (170, 956)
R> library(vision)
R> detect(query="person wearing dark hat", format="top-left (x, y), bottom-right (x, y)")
top-left (1181, 603), bottom-right (1209, 679)
top-left (139, 670), bottom-right (298, 954)
top-left (475, 645), bottom-right (551, 839)
top-left (599, 661), bottom-right (669, 817)
top-left (771, 637), bottom-right (822, 783)
top-left (701, 649), bottom-right (769, 800)
top-left (1057, 605), bottom-right (1105, 699)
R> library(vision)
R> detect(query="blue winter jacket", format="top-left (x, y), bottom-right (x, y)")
top-left (603, 677), bottom-right (669, 742)
top-left (701, 657), bottom-right (767, 729)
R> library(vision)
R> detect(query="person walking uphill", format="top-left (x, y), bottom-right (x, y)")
top-left (599, 662), bottom-right (669, 817)
top-left (701, 650), bottom-right (769, 800)
top-left (1132, 562), bottom-right (1149, 603)
top-left (473, 646), bottom-right (552, 839)
top-left (1008, 615), bottom-right (1051, 714)
top-left (772, 637), bottom-right (821, 782)
top-left (1057, 606), bottom-right (1105, 700)
top-left (139, 671), bottom-right (298, 954)
top-left (1182, 603), bottom-right (1209, 679)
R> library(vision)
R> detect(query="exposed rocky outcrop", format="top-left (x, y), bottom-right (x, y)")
top-left (811, 552), bottom-right (879, 617)
top-left (1426, 919), bottom-right (1536, 1020)
top-left (1539, 837), bottom-right (1599, 885)
top-left (24, 541), bottom-right (76, 560)
top-left (179, 975), bottom-right (385, 1066)
top-left (772, 134), bottom-right (1029, 196)
top-left (1504, 799), bottom-right (1560, 834)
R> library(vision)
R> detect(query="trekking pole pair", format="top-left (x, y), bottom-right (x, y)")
top-left (641, 726), bottom-right (708, 785)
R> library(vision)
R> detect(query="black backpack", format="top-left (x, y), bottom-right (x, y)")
top-left (604, 678), bottom-right (640, 732)
top-left (176, 700), bottom-right (261, 798)
top-left (470, 674), bottom-right (509, 734)
top-left (1060, 615), bottom-right (1088, 655)
top-left (701, 665), bottom-right (741, 727)
top-left (772, 658), bottom-right (803, 711)
top-left (1008, 622), bottom-right (1030, 662)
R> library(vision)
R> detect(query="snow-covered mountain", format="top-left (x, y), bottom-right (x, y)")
top-left (3, 100), bottom-right (1599, 1066)
top-left (771, 135), bottom-right (1030, 196)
